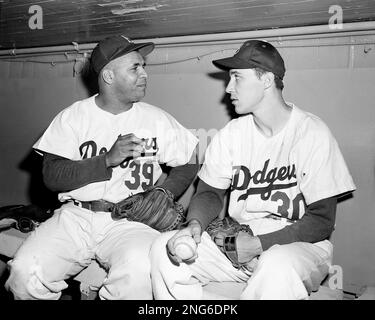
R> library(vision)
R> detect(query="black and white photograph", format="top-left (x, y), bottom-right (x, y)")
top-left (0, 0), bottom-right (374, 308)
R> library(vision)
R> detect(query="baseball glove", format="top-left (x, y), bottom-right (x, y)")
top-left (111, 186), bottom-right (185, 232)
top-left (206, 216), bottom-right (254, 270)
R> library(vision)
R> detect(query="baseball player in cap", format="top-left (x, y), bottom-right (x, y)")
top-left (5, 35), bottom-right (198, 300)
top-left (150, 40), bottom-right (356, 299)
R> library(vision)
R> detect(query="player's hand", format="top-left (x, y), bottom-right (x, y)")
top-left (233, 232), bottom-right (263, 265)
top-left (105, 133), bottom-right (145, 167)
top-left (166, 220), bottom-right (202, 265)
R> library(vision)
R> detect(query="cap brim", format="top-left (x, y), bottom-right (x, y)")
top-left (112, 42), bottom-right (155, 62)
top-left (134, 42), bottom-right (155, 57)
top-left (212, 56), bottom-right (261, 71)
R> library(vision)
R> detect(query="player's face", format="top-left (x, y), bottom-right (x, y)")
top-left (225, 68), bottom-right (265, 114)
top-left (111, 51), bottom-right (148, 102)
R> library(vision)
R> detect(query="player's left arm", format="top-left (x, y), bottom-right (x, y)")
top-left (235, 196), bottom-right (337, 261)
top-left (257, 196), bottom-right (337, 251)
top-left (160, 147), bottom-right (199, 199)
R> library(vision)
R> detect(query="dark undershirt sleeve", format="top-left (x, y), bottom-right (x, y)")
top-left (160, 160), bottom-right (199, 200)
top-left (258, 196), bottom-right (337, 250)
top-left (42, 152), bottom-right (112, 192)
top-left (185, 178), bottom-right (227, 230)
top-left (161, 153), bottom-right (200, 199)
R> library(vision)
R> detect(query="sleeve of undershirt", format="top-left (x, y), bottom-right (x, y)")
top-left (258, 196), bottom-right (337, 250)
top-left (186, 178), bottom-right (227, 231)
top-left (42, 152), bottom-right (112, 192)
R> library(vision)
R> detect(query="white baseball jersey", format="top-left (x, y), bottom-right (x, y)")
top-left (199, 103), bottom-right (356, 225)
top-left (33, 94), bottom-right (198, 203)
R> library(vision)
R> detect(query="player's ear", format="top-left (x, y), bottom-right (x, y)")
top-left (101, 68), bottom-right (115, 85)
top-left (263, 72), bottom-right (274, 90)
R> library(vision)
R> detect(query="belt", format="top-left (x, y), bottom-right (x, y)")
top-left (70, 199), bottom-right (115, 212)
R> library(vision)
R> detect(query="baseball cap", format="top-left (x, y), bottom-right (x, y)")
top-left (212, 40), bottom-right (285, 80)
top-left (91, 35), bottom-right (155, 74)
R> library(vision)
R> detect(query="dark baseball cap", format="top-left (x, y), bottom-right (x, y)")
top-left (212, 40), bottom-right (285, 79)
top-left (91, 35), bottom-right (155, 74)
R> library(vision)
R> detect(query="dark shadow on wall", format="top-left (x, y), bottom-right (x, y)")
top-left (80, 62), bottom-right (99, 97)
top-left (207, 71), bottom-right (240, 121)
top-left (18, 150), bottom-right (59, 210)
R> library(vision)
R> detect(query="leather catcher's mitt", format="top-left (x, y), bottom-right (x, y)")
top-left (206, 216), bottom-right (254, 270)
top-left (111, 186), bottom-right (185, 232)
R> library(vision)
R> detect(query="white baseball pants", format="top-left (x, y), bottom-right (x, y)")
top-left (150, 227), bottom-right (333, 300)
top-left (5, 202), bottom-right (160, 300)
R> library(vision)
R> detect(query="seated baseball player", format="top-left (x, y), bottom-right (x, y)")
top-left (5, 35), bottom-right (199, 300)
top-left (150, 40), bottom-right (356, 300)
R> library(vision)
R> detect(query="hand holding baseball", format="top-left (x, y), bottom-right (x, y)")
top-left (167, 220), bottom-right (201, 264)
top-left (173, 235), bottom-right (197, 261)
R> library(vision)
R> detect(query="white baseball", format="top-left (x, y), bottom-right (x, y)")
top-left (174, 235), bottom-right (197, 261)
